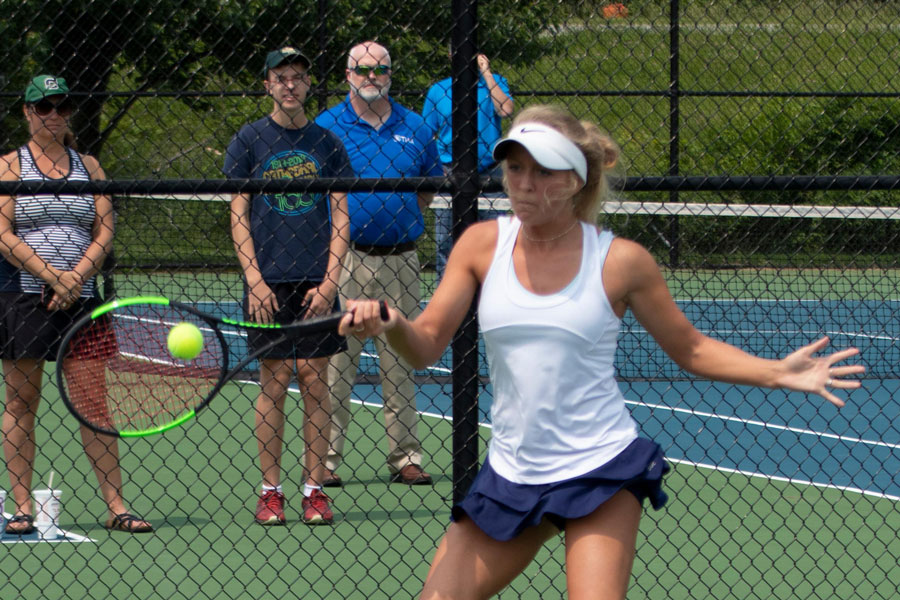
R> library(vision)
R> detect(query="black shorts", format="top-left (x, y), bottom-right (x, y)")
top-left (242, 281), bottom-right (346, 360)
top-left (0, 291), bottom-right (106, 361)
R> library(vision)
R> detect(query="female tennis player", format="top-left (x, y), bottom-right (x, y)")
top-left (339, 104), bottom-right (864, 599)
top-left (0, 75), bottom-right (151, 534)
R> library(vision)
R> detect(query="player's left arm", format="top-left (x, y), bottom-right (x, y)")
top-left (609, 237), bottom-right (862, 406)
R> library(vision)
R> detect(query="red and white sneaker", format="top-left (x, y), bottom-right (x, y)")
top-left (255, 490), bottom-right (286, 526)
top-left (301, 489), bottom-right (334, 525)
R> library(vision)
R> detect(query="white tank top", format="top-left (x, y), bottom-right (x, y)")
top-left (478, 216), bottom-right (638, 484)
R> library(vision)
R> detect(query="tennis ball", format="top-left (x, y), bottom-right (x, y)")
top-left (167, 322), bottom-right (204, 360)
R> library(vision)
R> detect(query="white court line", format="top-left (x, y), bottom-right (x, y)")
top-left (240, 344), bottom-right (898, 500)
top-left (690, 328), bottom-right (898, 344)
top-left (625, 399), bottom-right (900, 451)
top-left (326, 394), bottom-right (900, 503)
top-left (0, 514), bottom-right (96, 543)
top-left (664, 457), bottom-right (900, 503)
top-left (360, 349), bottom-right (900, 450)
top-left (114, 313), bottom-right (246, 340)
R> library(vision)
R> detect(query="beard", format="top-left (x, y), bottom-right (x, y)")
top-left (354, 80), bottom-right (391, 103)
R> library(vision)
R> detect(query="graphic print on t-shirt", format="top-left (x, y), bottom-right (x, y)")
top-left (261, 150), bottom-right (322, 215)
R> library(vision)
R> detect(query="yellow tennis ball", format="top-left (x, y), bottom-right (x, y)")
top-left (167, 322), bottom-right (204, 360)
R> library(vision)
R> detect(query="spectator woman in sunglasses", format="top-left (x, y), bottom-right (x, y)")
top-left (0, 75), bottom-right (152, 534)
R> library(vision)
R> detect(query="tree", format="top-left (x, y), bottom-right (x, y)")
top-left (1, 0), bottom-right (563, 164)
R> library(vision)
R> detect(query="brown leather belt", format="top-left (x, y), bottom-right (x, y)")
top-left (351, 241), bottom-right (416, 256)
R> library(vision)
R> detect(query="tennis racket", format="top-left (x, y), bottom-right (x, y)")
top-left (54, 295), bottom-right (377, 438)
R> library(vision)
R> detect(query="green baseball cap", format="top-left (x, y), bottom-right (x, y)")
top-left (263, 46), bottom-right (311, 76)
top-left (24, 74), bottom-right (70, 104)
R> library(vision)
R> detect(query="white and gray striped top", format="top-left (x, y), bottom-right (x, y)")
top-left (13, 145), bottom-right (97, 296)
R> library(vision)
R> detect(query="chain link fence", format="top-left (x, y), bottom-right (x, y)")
top-left (1, 1), bottom-right (899, 599)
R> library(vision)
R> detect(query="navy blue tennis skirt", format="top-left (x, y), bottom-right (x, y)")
top-left (452, 437), bottom-right (669, 541)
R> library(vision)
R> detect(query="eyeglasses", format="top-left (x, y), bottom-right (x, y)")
top-left (350, 65), bottom-right (391, 77)
top-left (271, 73), bottom-right (310, 86)
top-left (30, 99), bottom-right (74, 117)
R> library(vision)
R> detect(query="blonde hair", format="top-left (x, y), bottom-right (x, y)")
top-left (504, 104), bottom-right (619, 221)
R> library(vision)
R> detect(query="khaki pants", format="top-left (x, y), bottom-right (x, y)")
top-left (326, 247), bottom-right (423, 473)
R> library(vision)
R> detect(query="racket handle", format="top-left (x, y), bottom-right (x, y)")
top-left (379, 300), bottom-right (389, 321)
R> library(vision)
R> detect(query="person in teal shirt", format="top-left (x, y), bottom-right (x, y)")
top-left (423, 53), bottom-right (514, 277)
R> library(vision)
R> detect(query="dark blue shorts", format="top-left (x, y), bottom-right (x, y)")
top-left (242, 281), bottom-right (346, 360)
top-left (452, 438), bottom-right (669, 541)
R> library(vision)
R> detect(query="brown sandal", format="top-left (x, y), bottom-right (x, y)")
top-left (104, 513), bottom-right (153, 533)
top-left (5, 514), bottom-right (36, 535)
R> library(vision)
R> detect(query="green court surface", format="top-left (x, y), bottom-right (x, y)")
top-left (2, 377), bottom-right (898, 599)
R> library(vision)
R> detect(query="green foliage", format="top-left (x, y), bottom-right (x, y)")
top-left (114, 197), bottom-right (235, 267)
top-left (0, 0), bottom-right (563, 159)
top-left (113, 196), bottom-right (440, 270)
top-left (5, 1), bottom-right (900, 270)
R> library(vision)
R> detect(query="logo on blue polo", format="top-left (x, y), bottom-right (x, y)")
top-left (261, 150), bottom-right (322, 215)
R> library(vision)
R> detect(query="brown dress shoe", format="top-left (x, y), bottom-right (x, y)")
top-left (322, 471), bottom-right (343, 488)
top-left (390, 464), bottom-right (433, 485)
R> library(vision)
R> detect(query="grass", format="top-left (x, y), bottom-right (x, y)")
top-left (92, 3), bottom-right (900, 182)
top-left (509, 8), bottom-right (900, 178)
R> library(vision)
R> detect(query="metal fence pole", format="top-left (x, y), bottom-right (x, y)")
top-left (668, 0), bottom-right (681, 266)
top-left (449, 0), bottom-right (481, 504)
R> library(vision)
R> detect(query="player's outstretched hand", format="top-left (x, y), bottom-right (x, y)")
top-left (777, 337), bottom-right (865, 408)
top-left (339, 299), bottom-right (396, 338)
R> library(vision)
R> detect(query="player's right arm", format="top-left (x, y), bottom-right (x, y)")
top-left (230, 192), bottom-right (277, 323)
top-left (341, 220), bottom-right (496, 369)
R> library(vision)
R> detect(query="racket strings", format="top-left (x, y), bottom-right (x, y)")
top-left (60, 305), bottom-right (225, 433)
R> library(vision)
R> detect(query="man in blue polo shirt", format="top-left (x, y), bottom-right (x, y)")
top-left (315, 40), bottom-right (442, 487)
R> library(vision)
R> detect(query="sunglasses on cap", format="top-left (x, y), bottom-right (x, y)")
top-left (30, 98), bottom-right (74, 117)
top-left (350, 65), bottom-right (391, 76)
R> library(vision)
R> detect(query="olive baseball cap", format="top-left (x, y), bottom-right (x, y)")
top-left (263, 46), bottom-right (311, 75)
top-left (24, 74), bottom-right (70, 104)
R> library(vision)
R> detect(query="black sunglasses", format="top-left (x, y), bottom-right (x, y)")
top-left (350, 65), bottom-right (391, 77)
top-left (30, 98), bottom-right (74, 117)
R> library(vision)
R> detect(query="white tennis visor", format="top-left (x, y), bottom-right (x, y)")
top-left (492, 123), bottom-right (588, 183)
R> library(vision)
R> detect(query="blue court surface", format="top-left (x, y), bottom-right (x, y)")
top-left (351, 298), bottom-right (900, 502)
top-left (109, 297), bottom-right (900, 502)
